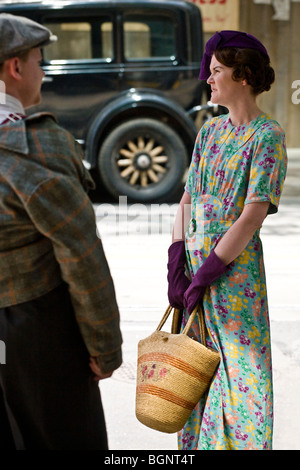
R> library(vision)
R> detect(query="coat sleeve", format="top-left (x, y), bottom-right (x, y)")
top-left (25, 173), bottom-right (122, 374)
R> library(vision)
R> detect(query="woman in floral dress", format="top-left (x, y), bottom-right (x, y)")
top-left (167, 31), bottom-right (287, 450)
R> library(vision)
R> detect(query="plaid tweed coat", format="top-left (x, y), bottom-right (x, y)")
top-left (0, 112), bottom-right (122, 373)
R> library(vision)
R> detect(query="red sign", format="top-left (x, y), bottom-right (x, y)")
top-left (187, 0), bottom-right (240, 32)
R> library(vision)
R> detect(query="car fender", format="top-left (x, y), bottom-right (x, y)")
top-left (85, 88), bottom-right (198, 168)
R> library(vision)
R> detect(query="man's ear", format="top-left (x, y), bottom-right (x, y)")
top-left (5, 57), bottom-right (23, 81)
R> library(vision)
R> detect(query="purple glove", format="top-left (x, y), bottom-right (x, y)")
top-left (183, 249), bottom-right (228, 314)
top-left (167, 240), bottom-right (191, 309)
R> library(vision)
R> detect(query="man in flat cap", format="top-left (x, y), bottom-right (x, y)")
top-left (0, 13), bottom-right (122, 450)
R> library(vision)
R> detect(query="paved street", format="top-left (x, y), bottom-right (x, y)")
top-left (94, 150), bottom-right (300, 451)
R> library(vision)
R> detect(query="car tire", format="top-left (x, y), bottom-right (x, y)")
top-left (98, 118), bottom-right (188, 202)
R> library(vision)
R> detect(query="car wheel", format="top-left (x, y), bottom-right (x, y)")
top-left (98, 118), bottom-right (188, 202)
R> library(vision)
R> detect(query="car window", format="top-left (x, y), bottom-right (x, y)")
top-left (123, 15), bottom-right (176, 60)
top-left (43, 19), bottom-right (113, 61)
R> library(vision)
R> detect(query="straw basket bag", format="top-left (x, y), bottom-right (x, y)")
top-left (135, 304), bottom-right (220, 433)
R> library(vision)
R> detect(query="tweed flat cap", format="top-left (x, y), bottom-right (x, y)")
top-left (0, 13), bottom-right (57, 62)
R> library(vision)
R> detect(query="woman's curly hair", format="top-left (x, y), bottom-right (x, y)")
top-left (214, 47), bottom-right (275, 95)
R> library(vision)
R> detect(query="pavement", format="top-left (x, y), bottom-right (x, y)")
top-left (94, 148), bottom-right (300, 451)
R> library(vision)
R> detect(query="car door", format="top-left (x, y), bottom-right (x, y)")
top-left (34, 10), bottom-right (122, 144)
top-left (119, 7), bottom-right (202, 111)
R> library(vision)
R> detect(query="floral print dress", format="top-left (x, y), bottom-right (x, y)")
top-left (178, 113), bottom-right (287, 450)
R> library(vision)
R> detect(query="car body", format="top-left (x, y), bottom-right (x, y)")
top-left (0, 0), bottom-right (217, 202)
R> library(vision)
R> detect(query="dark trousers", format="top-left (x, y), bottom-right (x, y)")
top-left (0, 283), bottom-right (108, 450)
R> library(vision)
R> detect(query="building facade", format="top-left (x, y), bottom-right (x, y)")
top-left (189, 0), bottom-right (300, 147)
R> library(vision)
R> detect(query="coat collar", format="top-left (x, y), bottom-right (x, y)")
top-left (0, 112), bottom-right (57, 155)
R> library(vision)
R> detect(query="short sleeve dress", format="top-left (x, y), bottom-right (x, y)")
top-left (179, 113), bottom-right (287, 450)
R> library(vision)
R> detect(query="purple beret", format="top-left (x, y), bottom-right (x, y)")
top-left (199, 30), bottom-right (270, 80)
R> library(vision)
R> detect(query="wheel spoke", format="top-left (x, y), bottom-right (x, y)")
top-left (147, 169), bottom-right (158, 183)
top-left (127, 140), bottom-right (138, 152)
top-left (137, 137), bottom-right (144, 149)
top-left (120, 165), bottom-right (135, 178)
top-left (152, 163), bottom-right (166, 173)
top-left (153, 155), bottom-right (168, 163)
top-left (129, 170), bottom-right (140, 185)
top-left (120, 148), bottom-right (134, 158)
top-left (149, 145), bottom-right (164, 157)
top-left (117, 159), bottom-right (132, 167)
top-left (140, 171), bottom-right (148, 187)
top-left (144, 138), bottom-right (155, 152)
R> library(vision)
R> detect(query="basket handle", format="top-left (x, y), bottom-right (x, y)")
top-left (182, 305), bottom-right (207, 347)
top-left (156, 304), bottom-right (173, 331)
top-left (156, 304), bottom-right (207, 347)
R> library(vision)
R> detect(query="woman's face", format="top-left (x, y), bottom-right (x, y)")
top-left (207, 54), bottom-right (245, 108)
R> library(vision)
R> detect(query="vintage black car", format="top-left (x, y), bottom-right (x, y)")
top-left (0, 0), bottom-right (217, 202)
